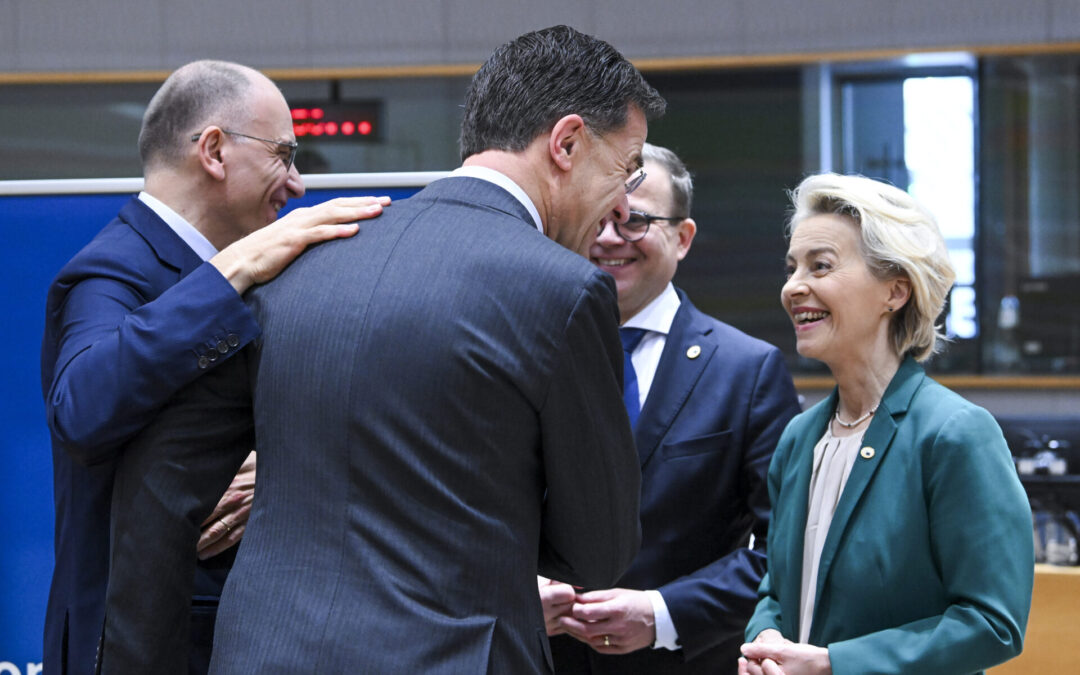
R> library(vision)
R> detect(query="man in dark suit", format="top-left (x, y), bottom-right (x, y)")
top-left (201, 26), bottom-right (665, 673)
top-left (40, 59), bottom-right (386, 675)
top-left (541, 144), bottom-right (801, 673)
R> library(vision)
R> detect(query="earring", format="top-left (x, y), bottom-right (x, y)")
top-left (887, 307), bottom-right (894, 312)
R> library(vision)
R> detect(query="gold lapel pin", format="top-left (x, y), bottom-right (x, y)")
top-left (686, 345), bottom-right (701, 359)
top-left (860, 446), bottom-right (875, 460)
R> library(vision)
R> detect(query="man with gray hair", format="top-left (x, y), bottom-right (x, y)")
top-left (195, 25), bottom-right (664, 673)
top-left (41, 59), bottom-right (386, 675)
top-left (541, 143), bottom-right (801, 673)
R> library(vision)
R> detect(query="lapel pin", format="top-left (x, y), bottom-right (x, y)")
top-left (860, 446), bottom-right (875, 460)
top-left (686, 345), bottom-right (701, 359)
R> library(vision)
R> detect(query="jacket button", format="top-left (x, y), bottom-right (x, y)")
top-left (216, 340), bottom-right (229, 354)
top-left (226, 333), bottom-right (240, 347)
top-left (197, 355), bottom-right (210, 369)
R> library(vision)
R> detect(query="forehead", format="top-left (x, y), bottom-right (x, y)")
top-left (629, 159), bottom-right (674, 211)
top-left (788, 213), bottom-right (861, 256)
top-left (245, 78), bottom-right (294, 138)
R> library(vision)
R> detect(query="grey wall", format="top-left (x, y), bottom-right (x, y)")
top-left (3, 0), bottom-right (1080, 75)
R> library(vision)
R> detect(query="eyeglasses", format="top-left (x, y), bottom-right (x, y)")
top-left (190, 129), bottom-right (298, 171)
top-left (625, 168), bottom-right (647, 195)
top-left (601, 209), bottom-right (684, 242)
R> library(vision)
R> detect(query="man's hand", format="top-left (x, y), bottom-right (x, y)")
top-left (739, 630), bottom-right (831, 675)
top-left (212, 196), bottom-right (390, 293)
top-left (198, 451), bottom-right (255, 559)
top-left (557, 587), bottom-right (656, 655)
top-left (538, 576), bottom-right (576, 636)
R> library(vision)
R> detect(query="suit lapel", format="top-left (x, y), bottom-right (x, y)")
top-left (120, 198), bottom-right (206, 278)
top-left (781, 395), bottom-right (833, 640)
top-left (633, 295), bottom-right (713, 467)
top-left (809, 358), bottom-right (925, 639)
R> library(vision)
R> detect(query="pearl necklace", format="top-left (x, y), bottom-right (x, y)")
top-left (834, 405), bottom-right (878, 428)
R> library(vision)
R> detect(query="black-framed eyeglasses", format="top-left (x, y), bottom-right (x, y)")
top-left (625, 168), bottom-right (647, 195)
top-left (601, 209), bottom-right (684, 242)
top-left (190, 129), bottom-right (298, 171)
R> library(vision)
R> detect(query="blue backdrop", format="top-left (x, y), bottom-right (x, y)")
top-left (0, 181), bottom-right (427, 672)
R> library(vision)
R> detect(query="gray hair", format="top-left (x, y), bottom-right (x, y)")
top-left (641, 143), bottom-right (693, 218)
top-left (788, 173), bottom-right (956, 362)
top-left (138, 60), bottom-right (258, 169)
top-left (459, 25), bottom-right (666, 161)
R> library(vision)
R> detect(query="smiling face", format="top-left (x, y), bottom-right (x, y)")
top-left (219, 76), bottom-right (305, 241)
top-left (589, 157), bottom-right (695, 322)
top-left (547, 106), bottom-right (648, 257)
top-left (781, 213), bottom-right (899, 368)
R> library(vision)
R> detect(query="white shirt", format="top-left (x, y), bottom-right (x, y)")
top-left (138, 192), bottom-right (217, 262)
top-left (622, 282), bottom-right (682, 650)
top-left (449, 166), bottom-right (544, 234)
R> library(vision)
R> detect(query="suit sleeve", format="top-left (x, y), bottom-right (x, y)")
top-left (537, 270), bottom-right (641, 588)
top-left (660, 348), bottom-right (800, 658)
top-left (45, 261), bottom-right (259, 465)
top-left (827, 405), bottom-right (1034, 675)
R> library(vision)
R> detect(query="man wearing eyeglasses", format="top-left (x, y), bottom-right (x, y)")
top-left (40, 59), bottom-right (386, 675)
top-left (541, 143), bottom-right (801, 674)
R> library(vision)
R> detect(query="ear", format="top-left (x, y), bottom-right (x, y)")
top-left (547, 114), bottom-right (587, 173)
top-left (887, 275), bottom-right (912, 313)
top-left (193, 126), bottom-right (227, 181)
top-left (674, 218), bottom-right (697, 261)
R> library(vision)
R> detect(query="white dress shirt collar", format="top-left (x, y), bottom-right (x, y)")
top-left (138, 191), bottom-right (218, 262)
top-left (449, 165), bottom-right (544, 234)
top-left (622, 282), bottom-right (680, 336)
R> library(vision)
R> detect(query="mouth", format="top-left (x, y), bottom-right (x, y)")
top-left (793, 309), bottom-right (829, 327)
top-left (593, 257), bottom-right (634, 268)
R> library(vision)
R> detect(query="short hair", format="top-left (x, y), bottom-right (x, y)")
top-left (459, 25), bottom-right (666, 161)
top-left (642, 143), bottom-right (693, 218)
top-left (788, 173), bottom-right (956, 362)
top-left (138, 60), bottom-right (257, 169)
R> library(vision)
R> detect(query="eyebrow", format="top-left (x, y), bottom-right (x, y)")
top-left (786, 246), bottom-right (837, 262)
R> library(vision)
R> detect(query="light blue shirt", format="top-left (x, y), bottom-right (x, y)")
top-left (138, 191), bottom-right (217, 262)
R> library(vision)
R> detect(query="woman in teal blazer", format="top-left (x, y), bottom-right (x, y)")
top-left (739, 174), bottom-right (1033, 675)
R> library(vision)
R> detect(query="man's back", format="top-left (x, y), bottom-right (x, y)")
top-left (211, 177), bottom-right (641, 674)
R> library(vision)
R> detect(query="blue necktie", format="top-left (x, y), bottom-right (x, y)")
top-left (620, 327), bottom-right (648, 428)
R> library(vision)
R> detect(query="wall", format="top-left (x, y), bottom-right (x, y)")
top-left (3, 1), bottom-right (1080, 77)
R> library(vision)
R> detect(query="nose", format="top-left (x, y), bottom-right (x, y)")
top-left (781, 271), bottom-right (808, 303)
top-left (611, 191), bottom-right (630, 225)
top-left (286, 163), bottom-right (305, 198)
top-left (595, 218), bottom-right (624, 245)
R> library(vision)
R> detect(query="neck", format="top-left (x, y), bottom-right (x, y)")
top-left (830, 350), bottom-right (902, 424)
top-left (463, 142), bottom-right (551, 233)
top-left (144, 169), bottom-right (232, 250)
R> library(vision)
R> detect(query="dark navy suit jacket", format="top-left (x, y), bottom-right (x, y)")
top-left (552, 291), bottom-right (800, 674)
top-left (40, 197), bottom-right (259, 675)
top-left (99, 177), bottom-right (642, 674)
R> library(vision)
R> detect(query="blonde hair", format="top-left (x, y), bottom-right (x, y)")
top-left (788, 173), bottom-right (956, 362)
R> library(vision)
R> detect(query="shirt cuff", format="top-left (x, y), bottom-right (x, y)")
top-left (646, 589), bottom-right (680, 651)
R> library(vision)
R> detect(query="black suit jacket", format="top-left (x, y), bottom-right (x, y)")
top-left (106, 176), bottom-right (641, 674)
top-left (552, 292), bottom-right (800, 674)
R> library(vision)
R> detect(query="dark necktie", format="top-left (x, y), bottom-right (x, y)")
top-left (620, 327), bottom-right (648, 428)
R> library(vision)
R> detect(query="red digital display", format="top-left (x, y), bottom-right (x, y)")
top-left (289, 102), bottom-right (381, 141)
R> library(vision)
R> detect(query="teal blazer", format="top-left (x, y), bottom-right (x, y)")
top-left (746, 357), bottom-right (1033, 675)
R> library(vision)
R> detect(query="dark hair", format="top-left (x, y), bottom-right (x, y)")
top-left (459, 25), bottom-right (666, 161)
top-left (138, 60), bottom-right (255, 169)
top-left (642, 143), bottom-right (693, 218)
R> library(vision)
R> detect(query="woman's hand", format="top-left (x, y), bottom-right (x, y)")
top-left (739, 632), bottom-right (831, 675)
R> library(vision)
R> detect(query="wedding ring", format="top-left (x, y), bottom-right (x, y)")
top-left (221, 520), bottom-right (232, 533)
top-left (603, 635), bottom-right (610, 647)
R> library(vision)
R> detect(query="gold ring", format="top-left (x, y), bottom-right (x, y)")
top-left (221, 520), bottom-right (232, 533)
top-left (603, 635), bottom-right (610, 647)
